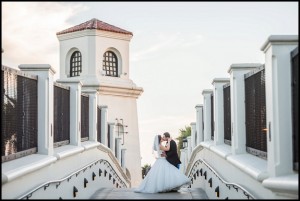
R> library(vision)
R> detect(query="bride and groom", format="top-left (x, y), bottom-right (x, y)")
top-left (135, 132), bottom-right (191, 193)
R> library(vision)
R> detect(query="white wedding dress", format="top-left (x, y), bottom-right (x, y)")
top-left (135, 136), bottom-right (191, 193)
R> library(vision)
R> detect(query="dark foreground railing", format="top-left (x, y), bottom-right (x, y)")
top-left (244, 65), bottom-right (267, 160)
top-left (2, 66), bottom-right (38, 162)
top-left (291, 46), bottom-right (298, 171)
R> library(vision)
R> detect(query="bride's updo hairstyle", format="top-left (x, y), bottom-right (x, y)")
top-left (158, 135), bottom-right (161, 142)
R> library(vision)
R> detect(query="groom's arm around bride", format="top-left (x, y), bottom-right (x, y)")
top-left (163, 132), bottom-right (181, 169)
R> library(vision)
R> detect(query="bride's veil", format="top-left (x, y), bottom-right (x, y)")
top-left (152, 135), bottom-right (160, 158)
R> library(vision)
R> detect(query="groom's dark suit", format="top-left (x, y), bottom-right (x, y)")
top-left (165, 140), bottom-right (181, 168)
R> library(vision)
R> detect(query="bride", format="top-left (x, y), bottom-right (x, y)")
top-left (134, 135), bottom-right (191, 193)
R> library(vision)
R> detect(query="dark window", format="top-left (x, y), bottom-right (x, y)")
top-left (291, 47), bottom-right (298, 171)
top-left (108, 124), bottom-right (111, 148)
top-left (103, 51), bottom-right (118, 77)
top-left (211, 94), bottom-right (214, 140)
top-left (81, 94), bottom-right (89, 141)
top-left (70, 51), bottom-right (82, 77)
top-left (97, 106), bottom-right (102, 143)
top-left (223, 84), bottom-right (231, 145)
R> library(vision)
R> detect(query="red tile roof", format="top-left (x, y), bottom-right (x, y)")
top-left (56, 18), bottom-right (133, 36)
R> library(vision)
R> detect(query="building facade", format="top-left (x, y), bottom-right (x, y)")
top-left (56, 18), bottom-right (143, 187)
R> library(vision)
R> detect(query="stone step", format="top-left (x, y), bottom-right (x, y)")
top-left (90, 187), bottom-right (208, 199)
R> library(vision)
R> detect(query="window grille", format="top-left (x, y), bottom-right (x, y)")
top-left (103, 51), bottom-right (118, 77)
top-left (70, 51), bottom-right (82, 77)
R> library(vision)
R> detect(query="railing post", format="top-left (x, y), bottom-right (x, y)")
top-left (195, 104), bottom-right (204, 145)
top-left (115, 137), bottom-right (122, 163)
top-left (100, 106), bottom-right (108, 146)
top-left (56, 80), bottom-right (82, 146)
top-left (121, 148), bottom-right (126, 170)
top-left (190, 122), bottom-right (196, 149)
top-left (187, 136), bottom-right (192, 160)
top-left (227, 64), bottom-right (261, 155)
top-left (202, 90), bottom-right (213, 141)
top-left (180, 148), bottom-right (186, 173)
top-left (19, 64), bottom-right (55, 156)
top-left (184, 147), bottom-right (188, 171)
top-left (212, 78), bottom-right (230, 145)
top-left (82, 90), bottom-right (97, 142)
top-left (261, 35), bottom-right (298, 176)
top-left (108, 122), bottom-right (115, 152)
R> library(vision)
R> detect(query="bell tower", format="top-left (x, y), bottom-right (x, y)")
top-left (56, 18), bottom-right (143, 186)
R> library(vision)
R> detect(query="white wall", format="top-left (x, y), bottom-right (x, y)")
top-left (57, 30), bottom-right (132, 84)
top-left (98, 94), bottom-right (142, 187)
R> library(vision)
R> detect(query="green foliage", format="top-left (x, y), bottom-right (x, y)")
top-left (141, 163), bottom-right (151, 178)
top-left (176, 126), bottom-right (191, 157)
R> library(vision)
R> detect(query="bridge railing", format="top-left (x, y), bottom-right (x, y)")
top-left (187, 157), bottom-right (255, 199)
top-left (2, 66), bottom-right (38, 162)
top-left (2, 65), bottom-right (128, 174)
top-left (183, 35), bottom-right (298, 199)
top-left (18, 158), bottom-right (129, 199)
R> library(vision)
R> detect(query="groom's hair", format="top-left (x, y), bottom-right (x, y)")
top-left (163, 132), bottom-right (170, 138)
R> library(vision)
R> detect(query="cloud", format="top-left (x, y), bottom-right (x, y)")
top-left (131, 32), bottom-right (204, 62)
top-left (131, 32), bottom-right (180, 62)
top-left (2, 2), bottom-right (88, 75)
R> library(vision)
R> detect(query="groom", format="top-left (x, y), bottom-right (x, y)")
top-left (162, 132), bottom-right (181, 169)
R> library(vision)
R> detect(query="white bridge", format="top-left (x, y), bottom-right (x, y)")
top-left (1, 23), bottom-right (298, 200)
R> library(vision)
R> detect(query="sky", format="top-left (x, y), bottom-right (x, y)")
top-left (2, 2), bottom-right (298, 166)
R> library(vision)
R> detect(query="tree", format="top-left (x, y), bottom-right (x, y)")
top-left (176, 125), bottom-right (191, 157)
top-left (141, 164), bottom-right (151, 179)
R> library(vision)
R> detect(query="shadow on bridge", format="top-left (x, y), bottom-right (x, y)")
top-left (90, 187), bottom-right (208, 199)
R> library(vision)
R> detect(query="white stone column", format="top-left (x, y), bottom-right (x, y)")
top-left (115, 137), bottom-right (122, 162)
top-left (261, 35), bottom-right (298, 177)
top-left (82, 90), bottom-right (97, 142)
top-left (190, 122), bottom-right (196, 149)
top-left (108, 122), bottom-right (115, 152)
top-left (56, 80), bottom-right (82, 146)
top-left (212, 78), bottom-right (230, 145)
top-left (195, 104), bottom-right (204, 145)
top-left (228, 63), bottom-right (261, 154)
top-left (184, 147), bottom-right (188, 170)
top-left (202, 90), bottom-right (213, 141)
top-left (180, 149), bottom-right (186, 173)
top-left (100, 106), bottom-right (108, 146)
top-left (19, 64), bottom-right (55, 155)
top-left (187, 136), bottom-right (192, 160)
top-left (121, 148), bottom-right (126, 169)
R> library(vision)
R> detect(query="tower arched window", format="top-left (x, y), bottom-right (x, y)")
top-left (70, 51), bottom-right (82, 77)
top-left (103, 51), bottom-right (118, 77)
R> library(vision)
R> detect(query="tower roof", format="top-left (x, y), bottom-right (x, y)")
top-left (56, 18), bottom-right (133, 36)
